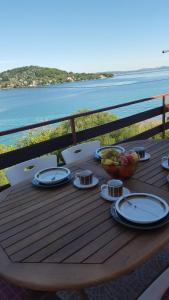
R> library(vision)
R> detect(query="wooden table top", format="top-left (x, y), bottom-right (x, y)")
top-left (1, 139), bottom-right (169, 292)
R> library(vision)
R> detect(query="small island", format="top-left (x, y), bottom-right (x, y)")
top-left (0, 66), bottom-right (113, 89)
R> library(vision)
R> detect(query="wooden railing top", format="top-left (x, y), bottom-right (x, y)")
top-left (1, 92), bottom-right (169, 137)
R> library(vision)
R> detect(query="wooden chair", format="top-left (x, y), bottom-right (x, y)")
top-left (138, 266), bottom-right (169, 300)
top-left (5, 155), bottom-right (57, 186)
top-left (61, 140), bottom-right (101, 164)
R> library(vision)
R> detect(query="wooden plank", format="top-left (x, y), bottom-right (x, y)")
top-left (133, 142), bottom-right (169, 178)
top-left (118, 124), bottom-right (163, 143)
top-left (125, 178), bottom-right (169, 202)
top-left (2, 187), bottom-right (104, 248)
top-left (7, 196), bottom-right (106, 259)
top-left (106, 225), bottom-right (169, 278)
top-left (44, 219), bottom-right (121, 263)
top-left (0, 188), bottom-right (80, 228)
top-left (0, 187), bottom-right (57, 211)
top-left (145, 171), bottom-right (167, 185)
top-left (154, 177), bottom-right (168, 188)
top-left (0, 133), bottom-right (73, 169)
top-left (76, 107), bottom-right (163, 142)
top-left (0, 178), bottom-right (100, 219)
top-left (24, 209), bottom-right (111, 263)
top-left (1, 166), bottom-right (81, 205)
top-left (0, 183), bottom-right (101, 235)
top-left (0, 189), bottom-right (11, 205)
top-left (139, 167), bottom-right (167, 184)
top-left (63, 226), bottom-right (125, 264)
top-left (134, 158), bottom-right (164, 179)
top-left (84, 231), bottom-right (138, 264)
top-left (4, 206), bottom-right (109, 263)
top-left (122, 139), bottom-right (160, 151)
top-left (11, 205), bottom-right (108, 261)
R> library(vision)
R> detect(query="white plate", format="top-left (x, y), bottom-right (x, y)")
top-left (73, 176), bottom-right (99, 189)
top-left (115, 193), bottom-right (169, 224)
top-left (32, 176), bottom-right (71, 188)
top-left (111, 204), bottom-right (169, 230)
top-left (100, 186), bottom-right (130, 202)
top-left (95, 145), bottom-right (125, 159)
top-left (139, 153), bottom-right (151, 161)
top-left (34, 167), bottom-right (71, 185)
top-left (161, 159), bottom-right (169, 170)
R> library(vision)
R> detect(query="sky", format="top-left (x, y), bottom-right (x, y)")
top-left (1, 0), bottom-right (169, 72)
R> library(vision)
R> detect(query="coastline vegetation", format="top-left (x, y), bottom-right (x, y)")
top-left (0, 110), bottom-right (162, 186)
top-left (0, 66), bottom-right (113, 89)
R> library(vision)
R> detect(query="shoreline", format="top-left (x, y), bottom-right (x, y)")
top-left (0, 76), bottom-right (111, 90)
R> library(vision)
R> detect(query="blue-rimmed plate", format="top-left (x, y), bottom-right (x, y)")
top-left (32, 175), bottom-right (72, 188)
top-left (111, 204), bottom-right (169, 230)
top-left (115, 193), bottom-right (169, 224)
top-left (34, 167), bottom-right (71, 185)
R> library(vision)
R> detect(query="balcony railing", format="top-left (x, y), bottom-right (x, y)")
top-left (1, 93), bottom-right (169, 188)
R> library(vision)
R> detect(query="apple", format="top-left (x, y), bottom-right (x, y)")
top-left (119, 155), bottom-right (128, 166)
top-left (128, 151), bottom-right (139, 162)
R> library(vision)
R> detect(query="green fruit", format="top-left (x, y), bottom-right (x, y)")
top-left (101, 158), bottom-right (113, 165)
top-left (101, 149), bottom-right (119, 159)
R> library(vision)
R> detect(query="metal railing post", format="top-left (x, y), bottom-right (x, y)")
top-left (162, 95), bottom-right (166, 139)
top-left (70, 118), bottom-right (77, 144)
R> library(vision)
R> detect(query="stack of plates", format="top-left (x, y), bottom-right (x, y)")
top-left (32, 167), bottom-right (71, 188)
top-left (95, 145), bottom-right (125, 161)
top-left (111, 193), bottom-right (169, 230)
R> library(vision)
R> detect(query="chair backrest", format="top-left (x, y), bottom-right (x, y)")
top-left (5, 155), bottom-right (57, 186)
top-left (61, 140), bottom-right (101, 164)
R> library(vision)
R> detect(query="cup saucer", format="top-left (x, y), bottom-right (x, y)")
top-left (139, 153), bottom-right (151, 161)
top-left (100, 186), bottom-right (130, 202)
top-left (161, 159), bottom-right (169, 170)
top-left (73, 176), bottom-right (99, 189)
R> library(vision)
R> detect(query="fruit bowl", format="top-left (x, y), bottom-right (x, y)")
top-left (101, 149), bottom-right (139, 179)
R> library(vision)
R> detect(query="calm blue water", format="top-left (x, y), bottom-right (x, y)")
top-left (1, 68), bottom-right (169, 145)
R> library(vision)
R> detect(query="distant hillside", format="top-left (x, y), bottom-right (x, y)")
top-left (113, 66), bottom-right (169, 75)
top-left (0, 66), bottom-right (113, 89)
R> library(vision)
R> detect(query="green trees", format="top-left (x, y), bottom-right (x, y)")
top-left (15, 110), bottom-right (150, 152)
top-left (0, 144), bottom-right (14, 186)
top-left (0, 66), bottom-right (113, 88)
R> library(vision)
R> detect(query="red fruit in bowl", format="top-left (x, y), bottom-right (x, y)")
top-left (120, 155), bottom-right (128, 166)
top-left (119, 165), bottom-right (135, 178)
top-left (104, 165), bottom-right (120, 177)
top-left (126, 154), bottom-right (135, 164)
top-left (128, 151), bottom-right (139, 163)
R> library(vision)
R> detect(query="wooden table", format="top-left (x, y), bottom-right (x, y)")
top-left (1, 139), bottom-right (169, 299)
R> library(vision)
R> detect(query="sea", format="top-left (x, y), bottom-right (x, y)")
top-left (1, 68), bottom-right (169, 145)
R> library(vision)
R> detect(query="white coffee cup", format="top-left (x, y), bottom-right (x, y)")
top-left (162, 156), bottom-right (169, 165)
top-left (101, 179), bottom-right (123, 197)
top-left (75, 169), bottom-right (93, 185)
